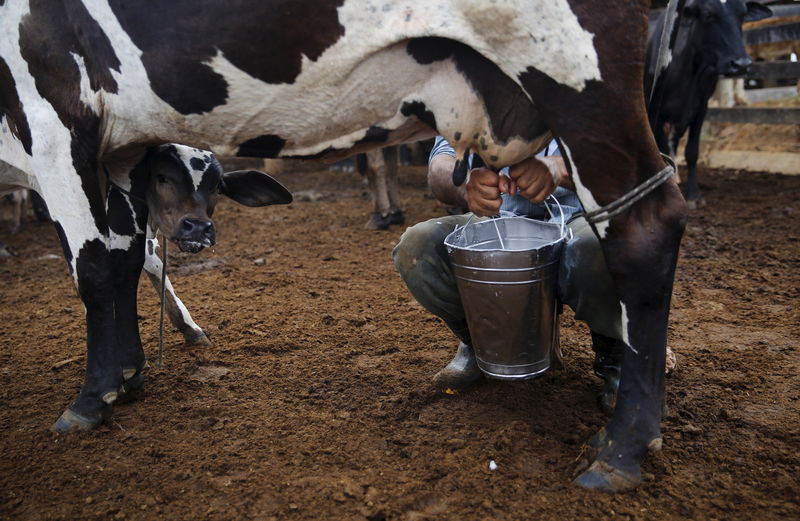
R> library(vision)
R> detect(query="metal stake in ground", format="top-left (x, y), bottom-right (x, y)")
top-left (158, 232), bottom-right (167, 368)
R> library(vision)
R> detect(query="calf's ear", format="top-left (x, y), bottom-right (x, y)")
top-left (744, 3), bottom-right (772, 23)
top-left (220, 170), bottom-right (293, 207)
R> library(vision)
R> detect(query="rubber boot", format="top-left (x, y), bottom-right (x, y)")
top-left (591, 332), bottom-right (624, 416)
top-left (432, 322), bottom-right (483, 391)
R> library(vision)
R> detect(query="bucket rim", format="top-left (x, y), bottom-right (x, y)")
top-left (444, 215), bottom-right (568, 253)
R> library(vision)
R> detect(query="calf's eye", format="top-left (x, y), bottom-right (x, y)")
top-left (157, 175), bottom-right (168, 184)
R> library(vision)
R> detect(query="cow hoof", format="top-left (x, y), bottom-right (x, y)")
top-left (51, 406), bottom-right (110, 433)
top-left (365, 213), bottom-right (391, 230)
top-left (184, 329), bottom-right (212, 348)
top-left (388, 210), bottom-right (405, 226)
top-left (600, 383), bottom-right (618, 417)
top-left (365, 211), bottom-right (405, 230)
top-left (116, 362), bottom-right (150, 404)
top-left (686, 197), bottom-right (705, 210)
top-left (574, 460), bottom-right (642, 493)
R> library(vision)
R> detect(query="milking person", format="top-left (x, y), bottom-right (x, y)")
top-left (393, 136), bottom-right (674, 414)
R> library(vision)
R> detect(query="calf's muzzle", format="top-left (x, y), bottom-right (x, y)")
top-left (175, 217), bottom-right (216, 253)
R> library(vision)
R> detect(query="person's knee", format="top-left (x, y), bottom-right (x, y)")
top-left (563, 219), bottom-right (607, 276)
top-left (392, 220), bottom-right (444, 278)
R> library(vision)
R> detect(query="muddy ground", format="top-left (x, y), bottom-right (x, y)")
top-left (0, 164), bottom-right (798, 520)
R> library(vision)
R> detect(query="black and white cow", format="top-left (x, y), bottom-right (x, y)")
top-left (645, 0), bottom-right (772, 207)
top-left (1, 0), bottom-right (688, 492)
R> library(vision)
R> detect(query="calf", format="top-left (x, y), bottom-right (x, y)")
top-left (2, 0), bottom-right (687, 492)
top-left (106, 144), bottom-right (291, 406)
top-left (1, 145), bottom-right (291, 422)
top-left (646, 0), bottom-right (772, 207)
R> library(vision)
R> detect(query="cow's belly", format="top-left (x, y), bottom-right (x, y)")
top-left (195, 43), bottom-right (552, 166)
top-left (86, 0), bottom-right (597, 168)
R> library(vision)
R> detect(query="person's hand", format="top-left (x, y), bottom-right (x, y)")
top-left (508, 156), bottom-right (566, 203)
top-left (465, 167), bottom-right (512, 216)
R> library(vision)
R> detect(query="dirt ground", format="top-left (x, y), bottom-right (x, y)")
top-left (0, 164), bottom-right (798, 521)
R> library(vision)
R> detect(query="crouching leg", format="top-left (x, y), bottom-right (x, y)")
top-left (143, 235), bottom-right (211, 348)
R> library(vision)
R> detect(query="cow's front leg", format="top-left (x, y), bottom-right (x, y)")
top-left (143, 235), bottom-right (211, 348)
top-left (111, 235), bottom-right (149, 401)
top-left (682, 108), bottom-right (706, 209)
top-left (51, 230), bottom-right (121, 432)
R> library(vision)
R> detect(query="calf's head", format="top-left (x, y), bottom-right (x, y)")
top-left (145, 144), bottom-right (292, 253)
top-left (684, 0), bottom-right (771, 76)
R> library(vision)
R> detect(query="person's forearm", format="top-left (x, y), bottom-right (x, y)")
top-left (428, 154), bottom-right (468, 208)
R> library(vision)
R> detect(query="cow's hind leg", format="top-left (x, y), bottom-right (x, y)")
top-left (143, 235), bottom-right (211, 348)
top-left (566, 141), bottom-right (686, 492)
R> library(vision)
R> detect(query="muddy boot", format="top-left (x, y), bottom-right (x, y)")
top-left (433, 342), bottom-right (483, 391)
top-left (591, 332), bottom-right (624, 416)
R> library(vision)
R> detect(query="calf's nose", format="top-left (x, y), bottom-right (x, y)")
top-left (180, 218), bottom-right (215, 241)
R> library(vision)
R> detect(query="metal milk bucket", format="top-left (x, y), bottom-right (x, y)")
top-left (444, 198), bottom-right (568, 379)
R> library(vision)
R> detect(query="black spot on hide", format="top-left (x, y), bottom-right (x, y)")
top-left (401, 101), bottom-right (437, 132)
top-left (355, 126), bottom-right (390, 145)
top-left (109, 0), bottom-right (346, 114)
top-left (190, 157), bottom-right (206, 171)
top-left (406, 37), bottom-right (546, 144)
top-left (19, 0), bottom-right (120, 127)
top-left (54, 221), bottom-right (73, 274)
top-left (75, 238), bottom-right (113, 303)
top-left (107, 189), bottom-right (136, 238)
top-left (0, 57), bottom-right (33, 155)
top-left (236, 134), bottom-right (287, 158)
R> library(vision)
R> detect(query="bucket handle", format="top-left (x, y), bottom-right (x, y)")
top-left (454, 212), bottom-right (506, 248)
top-left (454, 212), bottom-right (476, 244)
top-left (543, 195), bottom-right (567, 239)
top-left (454, 194), bottom-right (569, 246)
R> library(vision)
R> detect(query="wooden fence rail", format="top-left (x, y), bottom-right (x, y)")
top-left (706, 107), bottom-right (800, 124)
top-left (745, 60), bottom-right (800, 80)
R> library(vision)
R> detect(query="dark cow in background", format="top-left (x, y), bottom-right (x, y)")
top-left (646, 0), bottom-right (772, 207)
top-left (1, 0), bottom-right (687, 492)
